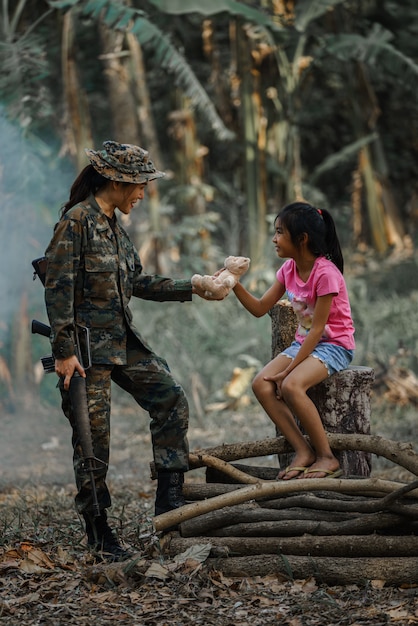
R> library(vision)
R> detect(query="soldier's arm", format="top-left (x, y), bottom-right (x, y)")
top-left (130, 247), bottom-right (193, 302)
top-left (133, 274), bottom-right (193, 302)
top-left (44, 218), bottom-right (82, 358)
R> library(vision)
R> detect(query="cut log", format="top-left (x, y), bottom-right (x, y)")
top-left (269, 299), bottom-right (298, 357)
top-left (165, 533), bottom-right (418, 558)
top-left (203, 513), bottom-right (409, 537)
top-left (188, 453), bottom-right (259, 484)
top-left (183, 483), bottom-right (247, 499)
top-left (303, 366), bottom-right (374, 477)
top-left (205, 555), bottom-right (418, 586)
top-left (179, 503), bottom-right (358, 538)
top-left (153, 477), bottom-right (418, 532)
top-left (205, 463), bottom-right (278, 483)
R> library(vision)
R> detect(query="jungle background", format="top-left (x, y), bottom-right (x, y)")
top-left (1, 0), bottom-right (418, 624)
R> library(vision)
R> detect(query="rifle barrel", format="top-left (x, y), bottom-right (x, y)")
top-left (69, 374), bottom-right (102, 517)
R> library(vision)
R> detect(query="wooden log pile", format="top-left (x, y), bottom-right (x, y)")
top-left (154, 301), bottom-right (417, 585)
top-left (155, 434), bottom-right (418, 585)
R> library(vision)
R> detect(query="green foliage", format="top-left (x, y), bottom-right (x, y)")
top-left (147, 0), bottom-right (284, 32)
top-left (294, 0), bottom-right (347, 33)
top-left (50, 0), bottom-right (235, 140)
top-left (347, 258), bottom-right (418, 375)
top-left (308, 133), bottom-right (378, 185)
top-left (0, 3), bottom-right (54, 127)
top-left (325, 26), bottom-right (418, 91)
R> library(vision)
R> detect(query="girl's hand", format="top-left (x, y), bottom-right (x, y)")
top-left (55, 355), bottom-right (85, 390)
top-left (264, 369), bottom-right (289, 399)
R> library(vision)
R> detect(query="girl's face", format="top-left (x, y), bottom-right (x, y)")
top-left (115, 182), bottom-right (147, 214)
top-left (273, 220), bottom-right (296, 258)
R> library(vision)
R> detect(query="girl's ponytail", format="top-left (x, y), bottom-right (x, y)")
top-left (321, 208), bottom-right (344, 274)
top-left (277, 202), bottom-right (344, 274)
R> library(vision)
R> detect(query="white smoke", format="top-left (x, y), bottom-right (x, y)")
top-left (0, 111), bottom-right (72, 361)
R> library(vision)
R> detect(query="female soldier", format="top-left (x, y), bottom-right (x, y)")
top-left (44, 140), bottom-right (211, 560)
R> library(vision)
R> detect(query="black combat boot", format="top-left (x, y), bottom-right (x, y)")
top-left (82, 510), bottom-right (132, 562)
top-left (155, 470), bottom-right (186, 516)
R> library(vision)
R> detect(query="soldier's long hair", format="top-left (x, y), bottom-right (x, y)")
top-left (61, 165), bottom-right (110, 217)
top-left (275, 202), bottom-right (344, 274)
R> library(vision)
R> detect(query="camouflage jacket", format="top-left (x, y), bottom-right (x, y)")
top-left (44, 194), bottom-right (192, 364)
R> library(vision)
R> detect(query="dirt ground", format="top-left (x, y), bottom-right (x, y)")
top-left (0, 395), bottom-right (278, 486)
top-left (1, 401), bottom-right (418, 625)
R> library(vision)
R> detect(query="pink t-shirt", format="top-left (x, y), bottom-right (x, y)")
top-left (276, 257), bottom-right (355, 350)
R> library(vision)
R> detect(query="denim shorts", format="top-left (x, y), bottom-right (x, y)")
top-left (281, 341), bottom-right (354, 376)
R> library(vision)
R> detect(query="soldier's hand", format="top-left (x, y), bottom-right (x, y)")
top-left (192, 284), bottom-right (226, 300)
top-left (55, 355), bottom-right (86, 390)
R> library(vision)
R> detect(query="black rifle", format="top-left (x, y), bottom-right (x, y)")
top-left (32, 258), bottom-right (105, 517)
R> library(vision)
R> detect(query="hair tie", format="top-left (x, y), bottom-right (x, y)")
top-left (317, 208), bottom-right (322, 215)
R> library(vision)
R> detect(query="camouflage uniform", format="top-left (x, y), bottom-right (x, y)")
top-left (45, 194), bottom-right (191, 514)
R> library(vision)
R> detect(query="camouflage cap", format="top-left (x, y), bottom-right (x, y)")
top-left (85, 140), bottom-right (165, 184)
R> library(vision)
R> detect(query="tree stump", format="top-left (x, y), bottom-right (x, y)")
top-left (269, 301), bottom-right (373, 477)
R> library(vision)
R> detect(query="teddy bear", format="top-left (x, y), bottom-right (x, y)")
top-left (191, 256), bottom-right (251, 299)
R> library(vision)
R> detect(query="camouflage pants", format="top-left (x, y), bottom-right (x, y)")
top-left (59, 341), bottom-right (189, 514)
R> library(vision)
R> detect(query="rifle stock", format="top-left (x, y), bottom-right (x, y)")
top-left (31, 317), bottom-right (104, 517)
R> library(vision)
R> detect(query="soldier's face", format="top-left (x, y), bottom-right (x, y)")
top-left (116, 183), bottom-right (147, 214)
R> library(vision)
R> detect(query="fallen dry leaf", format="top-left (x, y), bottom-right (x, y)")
top-left (173, 542), bottom-right (212, 564)
top-left (144, 562), bottom-right (170, 580)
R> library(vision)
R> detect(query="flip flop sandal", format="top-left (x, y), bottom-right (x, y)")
top-left (277, 465), bottom-right (309, 480)
top-left (303, 468), bottom-right (343, 479)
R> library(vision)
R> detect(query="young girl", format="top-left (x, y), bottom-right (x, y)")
top-left (233, 201), bottom-right (355, 480)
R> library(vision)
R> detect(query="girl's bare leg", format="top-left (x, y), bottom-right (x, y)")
top-left (281, 357), bottom-right (340, 478)
top-left (252, 356), bottom-right (316, 479)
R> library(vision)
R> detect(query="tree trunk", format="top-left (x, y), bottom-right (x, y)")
top-left (125, 31), bottom-right (168, 274)
top-left (347, 60), bottom-right (405, 252)
top-left (98, 23), bottom-right (140, 143)
top-left (269, 299), bottom-right (298, 357)
top-left (235, 20), bottom-right (267, 265)
top-left (61, 9), bottom-right (93, 169)
top-left (167, 92), bottom-right (213, 266)
top-left (126, 32), bottom-right (161, 164)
